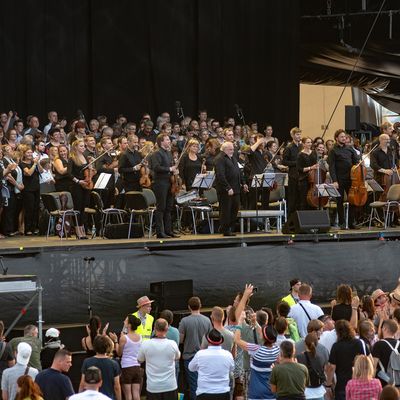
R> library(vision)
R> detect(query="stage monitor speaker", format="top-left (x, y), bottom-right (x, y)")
top-left (345, 105), bottom-right (360, 131)
top-left (295, 210), bottom-right (331, 233)
top-left (150, 280), bottom-right (193, 312)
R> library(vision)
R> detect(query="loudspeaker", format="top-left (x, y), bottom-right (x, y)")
top-left (345, 105), bottom-right (360, 131)
top-left (282, 210), bottom-right (331, 234)
top-left (103, 223), bottom-right (143, 239)
top-left (150, 280), bottom-right (193, 312)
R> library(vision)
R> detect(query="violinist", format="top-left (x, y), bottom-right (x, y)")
top-left (328, 129), bottom-right (359, 229)
top-left (265, 141), bottom-right (287, 172)
top-left (151, 134), bottom-right (179, 239)
top-left (179, 139), bottom-right (202, 191)
top-left (247, 134), bottom-right (269, 209)
top-left (297, 137), bottom-right (318, 210)
top-left (95, 137), bottom-right (118, 208)
top-left (282, 127), bottom-right (302, 216)
top-left (68, 139), bottom-right (93, 239)
top-left (84, 134), bottom-right (98, 159)
top-left (118, 135), bottom-right (143, 192)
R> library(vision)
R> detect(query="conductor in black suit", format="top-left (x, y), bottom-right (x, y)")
top-left (214, 142), bottom-right (248, 236)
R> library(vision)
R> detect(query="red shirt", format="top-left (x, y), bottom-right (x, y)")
top-left (345, 378), bottom-right (382, 400)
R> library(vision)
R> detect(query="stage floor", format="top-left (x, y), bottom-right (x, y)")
top-left (1, 225), bottom-right (400, 255)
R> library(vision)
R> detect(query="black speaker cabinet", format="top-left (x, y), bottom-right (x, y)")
top-left (295, 210), bottom-right (331, 233)
top-left (345, 105), bottom-right (360, 131)
top-left (150, 280), bottom-right (193, 312)
top-left (283, 210), bottom-right (331, 234)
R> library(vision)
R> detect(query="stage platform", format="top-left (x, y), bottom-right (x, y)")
top-left (0, 226), bottom-right (399, 330)
top-left (1, 225), bottom-right (400, 255)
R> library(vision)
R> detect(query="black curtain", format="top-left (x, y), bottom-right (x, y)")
top-left (0, 0), bottom-right (299, 140)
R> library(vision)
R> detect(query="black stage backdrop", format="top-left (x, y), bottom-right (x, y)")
top-left (0, 240), bottom-right (397, 330)
top-left (0, 0), bottom-right (299, 139)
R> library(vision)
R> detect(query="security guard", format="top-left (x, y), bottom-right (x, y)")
top-left (132, 296), bottom-right (154, 341)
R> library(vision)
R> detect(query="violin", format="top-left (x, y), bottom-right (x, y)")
top-left (307, 156), bottom-right (328, 208)
top-left (348, 145), bottom-right (377, 206)
top-left (170, 142), bottom-right (190, 195)
top-left (83, 165), bottom-right (96, 190)
top-left (139, 146), bottom-right (154, 188)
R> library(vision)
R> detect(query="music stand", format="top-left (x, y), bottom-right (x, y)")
top-left (316, 184), bottom-right (341, 198)
top-left (192, 172), bottom-right (215, 193)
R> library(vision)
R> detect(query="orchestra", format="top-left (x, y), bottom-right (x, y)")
top-left (1, 110), bottom-right (400, 239)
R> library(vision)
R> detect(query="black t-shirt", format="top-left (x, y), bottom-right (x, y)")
top-left (81, 357), bottom-right (120, 399)
top-left (331, 304), bottom-right (352, 322)
top-left (20, 161), bottom-right (40, 191)
top-left (372, 338), bottom-right (399, 386)
top-left (329, 338), bottom-right (363, 392)
top-left (35, 368), bottom-right (75, 400)
top-left (0, 342), bottom-right (14, 381)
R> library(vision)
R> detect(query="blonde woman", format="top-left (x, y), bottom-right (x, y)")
top-left (179, 138), bottom-right (202, 191)
top-left (67, 139), bottom-right (94, 239)
top-left (345, 355), bottom-right (382, 400)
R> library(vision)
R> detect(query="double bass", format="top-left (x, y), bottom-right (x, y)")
top-left (307, 156), bottom-right (328, 208)
top-left (348, 145), bottom-right (378, 206)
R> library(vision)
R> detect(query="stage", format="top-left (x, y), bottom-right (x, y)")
top-left (0, 226), bottom-right (399, 331)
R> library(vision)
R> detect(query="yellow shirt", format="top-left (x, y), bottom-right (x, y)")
top-left (281, 293), bottom-right (298, 307)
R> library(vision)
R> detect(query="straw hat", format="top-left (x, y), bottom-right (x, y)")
top-left (136, 296), bottom-right (154, 308)
top-left (390, 278), bottom-right (400, 305)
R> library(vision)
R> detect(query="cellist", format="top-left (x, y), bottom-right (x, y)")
top-left (328, 129), bottom-right (359, 229)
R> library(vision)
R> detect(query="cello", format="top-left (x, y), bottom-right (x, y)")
top-left (348, 144), bottom-right (378, 206)
top-left (307, 155), bottom-right (328, 208)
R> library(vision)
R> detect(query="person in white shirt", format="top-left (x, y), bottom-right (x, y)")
top-left (137, 318), bottom-right (180, 400)
top-left (189, 329), bottom-right (234, 400)
top-left (70, 366), bottom-right (111, 399)
top-left (288, 284), bottom-right (324, 338)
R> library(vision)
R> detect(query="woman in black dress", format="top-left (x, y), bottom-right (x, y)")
top-left (68, 139), bottom-right (93, 239)
top-left (20, 145), bottom-right (43, 235)
top-left (53, 144), bottom-right (71, 192)
top-left (297, 137), bottom-right (318, 210)
top-left (179, 138), bottom-right (202, 191)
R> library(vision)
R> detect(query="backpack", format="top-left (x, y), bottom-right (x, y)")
top-left (304, 352), bottom-right (326, 388)
top-left (286, 317), bottom-right (301, 342)
top-left (378, 340), bottom-right (400, 386)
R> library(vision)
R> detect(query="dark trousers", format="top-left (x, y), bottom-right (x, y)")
top-left (287, 177), bottom-right (299, 215)
top-left (70, 184), bottom-right (91, 225)
top-left (197, 392), bottom-right (230, 400)
top-left (248, 187), bottom-right (270, 209)
top-left (152, 181), bottom-right (174, 234)
top-left (2, 191), bottom-right (22, 234)
top-left (217, 191), bottom-right (240, 233)
top-left (23, 190), bottom-right (40, 233)
top-left (298, 179), bottom-right (309, 210)
top-left (337, 180), bottom-right (354, 225)
top-left (147, 389), bottom-right (177, 400)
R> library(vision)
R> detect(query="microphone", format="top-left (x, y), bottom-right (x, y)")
top-left (84, 257), bottom-right (95, 262)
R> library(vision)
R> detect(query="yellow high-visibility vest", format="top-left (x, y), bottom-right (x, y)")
top-left (132, 311), bottom-right (154, 341)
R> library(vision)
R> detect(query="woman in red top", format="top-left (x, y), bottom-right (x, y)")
top-left (345, 355), bottom-right (382, 400)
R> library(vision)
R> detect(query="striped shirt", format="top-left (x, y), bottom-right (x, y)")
top-left (246, 343), bottom-right (280, 372)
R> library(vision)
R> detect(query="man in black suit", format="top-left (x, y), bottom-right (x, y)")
top-left (214, 142), bottom-right (248, 236)
top-left (151, 134), bottom-right (179, 238)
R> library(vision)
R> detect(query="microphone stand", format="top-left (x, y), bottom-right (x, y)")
top-left (84, 257), bottom-right (95, 318)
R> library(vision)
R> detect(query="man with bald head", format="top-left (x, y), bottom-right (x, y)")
top-left (370, 133), bottom-right (399, 186)
top-left (214, 142), bottom-right (248, 236)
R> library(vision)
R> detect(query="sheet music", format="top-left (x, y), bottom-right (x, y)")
top-left (94, 173), bottom-right (112, 189)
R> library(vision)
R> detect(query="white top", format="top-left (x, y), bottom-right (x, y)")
top-left (288, 300), bottom-right (324, 338)
top-left (70, 389), bottom-right (112, 399)
top-left (276, 334), bottom-right (294, 346)
top-left (188, 345), bottom-right (234, 395)
top-left (319, 329), bottom-right (337, 353)
top-left (137, 338), bottom-right (180, 393)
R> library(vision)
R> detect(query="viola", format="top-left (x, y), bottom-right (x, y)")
top-left (83, 166), bottom-right (96, 190)
top-left (307, 157), bottom-right (328, 208)
top-left (139, 164), bottom-right (151, 188)
top-left (170, 141), bottom-right (190, 195)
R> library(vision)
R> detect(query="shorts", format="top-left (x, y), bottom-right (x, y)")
top-left (233, 376), bottom-right (245, 398)
top-left (120, 366), bottom-right (143, 384)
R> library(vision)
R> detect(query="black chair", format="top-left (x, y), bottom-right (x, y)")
top-left (91, 191), bottom-right (127, 237)
top-left (41, 192), bottom-right (80, 239)
top-left (125, 191), bottom-right (152, 239)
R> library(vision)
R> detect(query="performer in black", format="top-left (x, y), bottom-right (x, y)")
top-left (247, 134), bottom-right (269, 209)
top-left (328, 129), bottom-right (360, 229)
top-left (151, 134), bottom-right (179, 238)
top-left (214, 141), bottom-right (248, 236)
top-left (118, 134), bottom-right (143, 192)
top-left (282, 127), bottom-right (302, 216)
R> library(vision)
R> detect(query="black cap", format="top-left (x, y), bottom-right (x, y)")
top-left (262, 325), bottom-right (277, 344)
